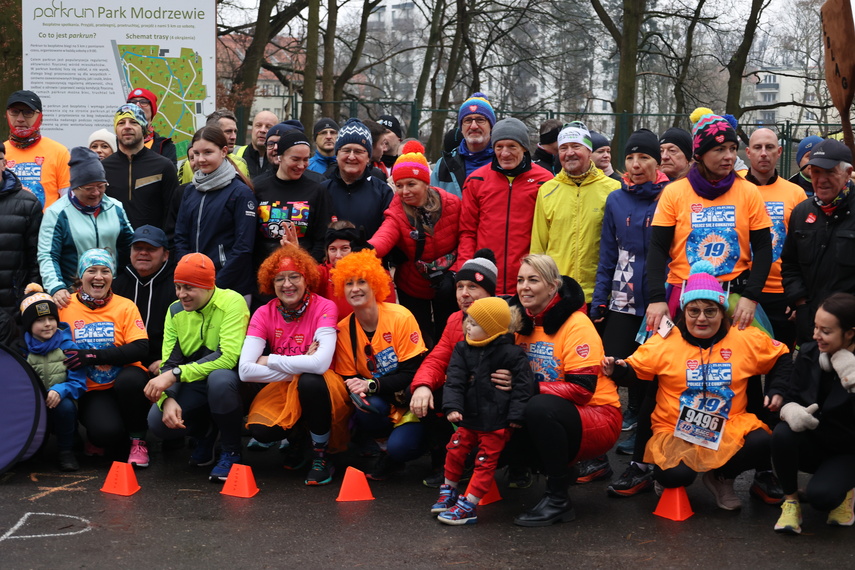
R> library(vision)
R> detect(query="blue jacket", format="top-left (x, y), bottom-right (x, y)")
top-left (592, 177), bottom-right (668, 317)
top-left (308, 150), bottom-right (336, 174)
top-left (174, 176), bottom-right (257, 295)
top-left (38, 194), bottom-right (134, 295)
top-left (23, 322), bottom-right (87, 400)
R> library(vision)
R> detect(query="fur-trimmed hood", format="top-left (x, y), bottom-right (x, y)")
top-left (510, 275), bottom-right (586, 336)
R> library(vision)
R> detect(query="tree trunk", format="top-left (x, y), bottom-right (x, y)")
top-left (321, 0), bottom-right (338, 119)
top-left (427, 0), bottom-right (468, 159)
top-left (725, 0), bottom-right (765, 118)
top-left (332, 0), bottom-right (382, 117)
top-left (414, 0), bottom-right (446, 137)
top-left (301, 0), bottom-right (321, 128)
top-left (672, 0), bottom-right (707, 126)
top-left (612, 0), bottom-right (645, 150)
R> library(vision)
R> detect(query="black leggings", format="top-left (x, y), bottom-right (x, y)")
top-left (772, 422), bottom-right (855, 510)
top-left (247, 373), bottom-right (332, 442)
top-left (632, 379), bottom-right (657, 462)
top-left (602, 311), bottom-right (644, 418)
top-left (524, 394), bottom-right (583, 478)
top-left (79, 366), bottom-right (150, 448)
top-left (654, 428), bottom-right (771, 488)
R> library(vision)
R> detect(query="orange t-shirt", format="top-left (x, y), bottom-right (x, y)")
top-left (625, 326), bottom-right (788, 434)
top-left (755, 177), bottom-right (807, 293)
top-left (334, 302), bottom-right (426, 379)
top-left (516, 311), bottom-right (620, 408)
top-left (3, 137), bottom-right (71, 209)
top-left (60, 295), bottom-right (148, 390)
top-left (652, 177), bottom-right (771, 284)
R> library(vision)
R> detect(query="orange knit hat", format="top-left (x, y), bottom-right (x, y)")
top-left (174, 253), bottom-right (216, 289)
top-left (392, 140), bottom-right (431, 184)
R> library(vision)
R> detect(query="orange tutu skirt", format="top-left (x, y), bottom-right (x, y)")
top-left (643, 412), bottom-right (770, 472)
top-left (246, 369), bottom-right (352, 453)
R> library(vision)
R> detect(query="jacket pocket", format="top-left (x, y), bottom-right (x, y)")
top-left (792, 229), bottom-right (817, 265)
top-left (835, 230), bottom-right (855, 266)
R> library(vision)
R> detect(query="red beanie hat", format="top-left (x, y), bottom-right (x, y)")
top-left (392, 140), bottom-right (431, 184)
top-left (174, 253), bottom-right (216, 289)
top-left (127, 87), bottom-right (158, 118)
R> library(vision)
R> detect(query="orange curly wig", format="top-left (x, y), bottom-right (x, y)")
top-left (330, 249), bottom-right (391, 302)
top-left (257, 243), bottom-right (321, 295)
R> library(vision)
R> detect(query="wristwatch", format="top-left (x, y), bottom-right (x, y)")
top-left (172, 367), bottom-right (182, 379)
top-left (365, 378), bottom-right (378, 394)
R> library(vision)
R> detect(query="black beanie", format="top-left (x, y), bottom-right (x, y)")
top-left (19, 284), bottom-right (60, 335)
top-left (625, 128), bottom-right (661, 164)
top-left (324, 225), bottom-right (373, 254)
top-left (659, 127), bottom-right (693, 161)
top-left (274, 130), bottom-right (311, 156)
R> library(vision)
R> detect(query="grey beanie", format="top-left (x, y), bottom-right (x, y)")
top-left (69, 147), bottom-right (107, 189)
top-left (491, 118), bottom-right (530, 152)
top-left (455, 248), bottom-right (498, 296)
top-left (589, 131), bottom-right (611, 151)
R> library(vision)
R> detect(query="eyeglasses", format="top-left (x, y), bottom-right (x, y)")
top-left (338, 148), bottom-right (368, 157)
top-left (364, 344), bottom-right (376, 373)
top-left (462, 116), bottom-right (487, 126)
top-left (128, 99), bottom-right (152, 107)
top-left (274, 273), bottom-right (304, 285)
top-left (265, 140), bottom-right (279, 147)
top-left (685, 307), bottom-right (721, 318)
top-left (78, 183), bottom-right (108, 192)
top-left (8, 108), bottom-right (37, 118)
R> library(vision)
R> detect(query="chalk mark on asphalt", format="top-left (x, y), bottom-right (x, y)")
top-left (25, 472), bottom-right (98, 502)
top-left (0, 512), bottom-right (92, 541)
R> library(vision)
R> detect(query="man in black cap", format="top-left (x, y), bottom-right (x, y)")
top-left (377, 114), bottom-right (403, 171)
top-left (112, 225), bottom-right (176, 375)
top-left (781, 139), bottom-right (855, 345)
top-left (3, 90), bottom-right (70, 209)
top-left (308, 117), bottom-right (339, 174)
top-left (533, 119), bottom-right (562, 175)
top-left (658, 127), bottom-right (693, 181)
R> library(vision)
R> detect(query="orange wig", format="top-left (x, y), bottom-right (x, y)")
top-left (257, 243), bottom-right (321, 295)
top-left (330, 249), bottom-right (390, 302)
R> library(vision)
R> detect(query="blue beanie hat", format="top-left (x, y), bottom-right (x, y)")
top-left (458, 92), bottom-right (496, 127)
top-left (334, 118), bottom-right (373, 155)
top-left (796, 136), bottom-right (823, 165)
top-left (69, 147), bottom-right (107, 190)
top-left (77, 248), bottom-right (116, 278)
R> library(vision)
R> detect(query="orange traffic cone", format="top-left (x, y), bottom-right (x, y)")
top-left (100, 461), bottom-right (141, 496)
top-left (336, 466), bottom-right (375, 501)
top-left (654, 486), bottom-right (694, 521)
top-left (221, 464), bottom-right (259, 498)
top-left (472, 477), bottom-right (503, 506)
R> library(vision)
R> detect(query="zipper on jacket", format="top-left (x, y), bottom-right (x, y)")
top-left (503, 179), bottom-right (513, 292)
top-left (88, 213), bottom-right (100, 247)
top-left (218, 244), bottom-right (226, 267)
top-left (128, 153), bottom-right (134, 201)
top-left (195, 193), bottom-right (207, 251)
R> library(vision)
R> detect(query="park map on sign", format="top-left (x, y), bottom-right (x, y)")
top-left (115, 43), bottom-right (206, 148)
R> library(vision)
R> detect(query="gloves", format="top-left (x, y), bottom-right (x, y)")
top-left (589, 304), bottom-right (608, 321)
top-left (831, 350), bottom-right (855, 393)
top-left (63, 349), bottom-right (100, 371)
top-left (779, 402), bottom-right (820, 432)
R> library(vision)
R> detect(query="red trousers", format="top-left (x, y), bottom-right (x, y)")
top-left (444, 426), bottom-right (511, 499)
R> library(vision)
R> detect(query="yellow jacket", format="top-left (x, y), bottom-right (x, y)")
top-left (530, 163), bottom-right (620, 302)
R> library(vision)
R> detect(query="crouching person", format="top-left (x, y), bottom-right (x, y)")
top-left (145, 253), bottom-right (250, 481)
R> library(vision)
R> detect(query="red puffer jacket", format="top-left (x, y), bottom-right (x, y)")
top-left (411, 310), bottom-right (464, 391)
top-left (369, 188), bottom-right (461, 299)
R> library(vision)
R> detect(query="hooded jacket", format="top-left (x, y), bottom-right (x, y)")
top-left (459, 158), bottom-right (553, 295)
top-left (112, 259), bottom-right (177, 366)
top-left (592, 172), bottom-right (669, 316)
top-left (0, 169), bottom-right (42, 313)
top-left (530, 165), bottom-right (620, 302)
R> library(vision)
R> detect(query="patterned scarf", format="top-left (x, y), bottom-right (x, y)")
top-left (70, 193), bottom-right (101, 215)
top-left (8, 114), bottom-right (43, 149)
top-left (78, 290), bottom-right (113, 310)
top-left (277, 290), bottom-right (311, 322)
top-left (566, 160), bottom-right (596, 186)
top-left (815, 185), bottom-right (850, 216)
top-left (144, 124), bottom-right (155, 144)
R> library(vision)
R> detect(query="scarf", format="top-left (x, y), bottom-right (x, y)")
top-left (144, 124), bottom-right (155, 144)
top-left (687, 163), bottom-right (735, 200)
top-left (70, 193), bottom-right (101, 215)
top-left (566, 160), bottom-right (596, 186)
top-left (815, 185), bottom-right (850, 216)
top-left (277, 290), bottom-right (312, 322)
top-left (193, 158), bottom-right (236, 192)
top-left (25, 328), bottom-right (64, 355)
top-left (491, 152), bottom-right (532, 178)
top-left (8, 114), bottom-right (43, 149)
top-left (78, 290), bottom-right (113, 310)
top-left (458, 140), bottom-right (495, 176)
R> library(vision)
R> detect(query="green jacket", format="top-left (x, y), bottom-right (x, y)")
top-left (158, 287), bottom-right (249, 407)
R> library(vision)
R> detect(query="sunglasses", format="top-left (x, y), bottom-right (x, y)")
top-left (364, 344), bottom-right (376, 373)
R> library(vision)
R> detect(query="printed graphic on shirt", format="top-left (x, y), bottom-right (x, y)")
top-left (764, 201), bottom-right (786, 261)
top-left (258, 200), bottom-right (311, 239)
top-left (72, 322), bottom-right (120, 385)
top-left (374, 346), bottom-right (399, 378)
top-left (8, 161), bottom-right (45, 205)
top-left (681, 361), bottom-right (734, 419)
top-left (519, 340), bottom-right (561, 382)
top-left (686, 205), bottom-right (739, 275)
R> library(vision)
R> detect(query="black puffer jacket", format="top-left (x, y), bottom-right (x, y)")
top-left (0, 169), bottom-right (42, 315)
top-left (443, 333), bottom-right (536, 431)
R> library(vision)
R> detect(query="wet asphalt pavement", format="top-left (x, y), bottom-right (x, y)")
top-left (3, 430), bottom-right (855, 569)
